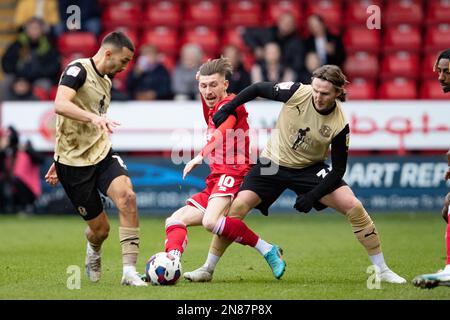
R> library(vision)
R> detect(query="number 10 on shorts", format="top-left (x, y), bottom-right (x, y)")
top-left (218, 174), bottom-right (235, 192)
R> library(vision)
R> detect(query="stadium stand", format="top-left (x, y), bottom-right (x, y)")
top-left (142, 0), bottom-right (182, 28)
top-left (184, 0), bottom-right (222, 28)
top-left (1, 0), bottom-right (448, 101)
top-left (378, 77), bottom-right (418, 99)
top-left (0, 0), bottom-right (17, 91)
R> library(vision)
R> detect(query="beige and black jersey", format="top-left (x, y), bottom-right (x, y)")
top-left (215, 81), bottom-right (350, 202)
top-left (261, 83), bottom-right (348, 169)
top-left (55, 58), bottom-right (112, 166)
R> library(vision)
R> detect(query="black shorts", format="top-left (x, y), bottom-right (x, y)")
top-left (239, 158), bottom-right (347, 215)
top-left (55, 149), bottom-right (129, 220)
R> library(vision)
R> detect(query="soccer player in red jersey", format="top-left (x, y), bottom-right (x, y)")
top-left (162, 57), bottom-right (285, 281)
top-left (413, 49), bottom-right (450, 288)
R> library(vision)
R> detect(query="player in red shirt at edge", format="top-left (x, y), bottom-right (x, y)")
top-left (161, 57), bottom-right (285, 280)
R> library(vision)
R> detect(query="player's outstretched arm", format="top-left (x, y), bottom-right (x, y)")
top-left (183, 154), bottom-right (203, 180)
top-left (44, 162), bottom-right (59, 187)
top-left (212, 81), bottom-right (301, 127)
top-left (55, 86), bottom-right (120, 133)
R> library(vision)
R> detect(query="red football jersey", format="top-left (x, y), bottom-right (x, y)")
top-left (201, 94), bottom-right (252, 176)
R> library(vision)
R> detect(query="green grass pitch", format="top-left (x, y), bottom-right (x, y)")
top-left (1, 212), bottom-right (449, 300)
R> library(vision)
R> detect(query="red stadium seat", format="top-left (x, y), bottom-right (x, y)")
top-left (184, 0), bottom-right (222, 27)
top-left (424, 23), bottom-right (450, 52)
top-left (426, 0), bottom-right (450, 25)
top-left (344, 0), bottom-right (383, 26)
top-left (346, 78), bottom-right (377, 100)
top-left (380, 51), bottom-right (420, 79)
top-left (343, 51), bottom-right (379, 79)
top-left (49, 85), bottom-right (58, 101)
top-left (222, 27), bottom-right (250, 53)
top-left (378, 78), bottom-right (418, 99)
top-left (343, 27), bottom-right (381, 53)
top-left (142, 0), bottom-right (182, 27)
top-left (100, 0), bottom-right (142, 4)
top-left (421, 51), bottom-right (442, 79)
top-left (265, 0), bottom-right (303, 26)
top-left (382, 24), bottom-right (421, 52)
top-left (101, 2), bottom-right (141, 29)
top-left (242, 52), bottom-right (256, 72)
top-left (305, 0), bottom-right (343, 34)
top-left (61, 52), bottom-right (85, 72)
top-left (224, 0), bottom-right (262, 27)
top-left (420, 79), bottom-right (449, 99)
top-left (33, 86), bottom-right (49, 100)
top-left (181, 26), bottom-right (220, 58)
top-left (58, 32), bottom-right (98, 56)
top-left (140, 27), bottom-right (178, 55)
top-left (383, 0), bottom-right (423, 26)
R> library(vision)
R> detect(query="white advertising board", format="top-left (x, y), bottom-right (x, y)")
top-left (1, 100), bottom-right (449, 151)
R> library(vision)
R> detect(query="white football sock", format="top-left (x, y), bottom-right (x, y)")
top-left (87, 242), bottom-right (101, 255)
top-left (255, 239), bottom-right (273, 256)
top-left (369, 252), bottom-right (388, 270)
top-left (123, 265), bottom-right (136, 275)
top-left (203, 252), bottom-right (220, 272)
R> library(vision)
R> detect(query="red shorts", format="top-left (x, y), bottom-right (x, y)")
top-left (187, 173), bottom-right (244, 213)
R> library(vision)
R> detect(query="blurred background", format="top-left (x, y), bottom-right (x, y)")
top-left (0, 0), bottom-right (449, 216)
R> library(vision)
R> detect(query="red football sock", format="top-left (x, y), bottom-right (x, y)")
top-left (165, 224), bottom-right (188, 254)
top-left (217, 217), bottom-right (259, 247)
top-left (446, 222), bottom-right (450, 265)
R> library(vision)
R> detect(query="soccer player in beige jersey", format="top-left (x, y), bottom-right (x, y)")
top-left (413, 49), bottom-right (450, 289)
top-left (184, 65), bottom-right (406, 284)
top-left (44, 31), bottom-right (146, 286)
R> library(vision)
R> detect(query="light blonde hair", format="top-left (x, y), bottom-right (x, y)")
top-left (199, 57), bottom-right (233, 77)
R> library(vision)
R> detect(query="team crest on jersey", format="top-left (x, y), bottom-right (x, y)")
top-left (319, 125), bottom-right (332, 138)
top-left (66, 66), bottom-right (81, 77)
top-left (346, 133), bottom-right (350, 147)
top-left (77, 206), bottom-right (87, 217)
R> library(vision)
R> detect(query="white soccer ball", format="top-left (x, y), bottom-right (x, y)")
top-left (145, 252), bottom-right (182, 285)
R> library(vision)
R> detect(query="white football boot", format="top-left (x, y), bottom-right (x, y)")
top-left (183, 266), bottom-right (214, 282)
top-left (85, 243), bottom-right (102, 282)
top-left (376, 266), bottom-right (407, 284)
top-left (121, 268), bottom-right (148, 287)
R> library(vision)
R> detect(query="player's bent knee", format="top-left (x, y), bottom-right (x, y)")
top-left (201, 216), bottom-right (217, 232)
top-left (92, 224), bottom-right (110, 241)
top-left (346, 197), bottom-right (360, 211)
top-left (345, 200), bottom-right (371, 222)
top-left (166, 215), bottom-right (187, 228)
top-left (345, 201), bottom-right (381, 255)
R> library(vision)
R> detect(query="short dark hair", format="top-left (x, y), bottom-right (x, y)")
top-left (433, 49), bottom-right (450, 71)
top-left (101, 31), bottom-right (134, 52)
